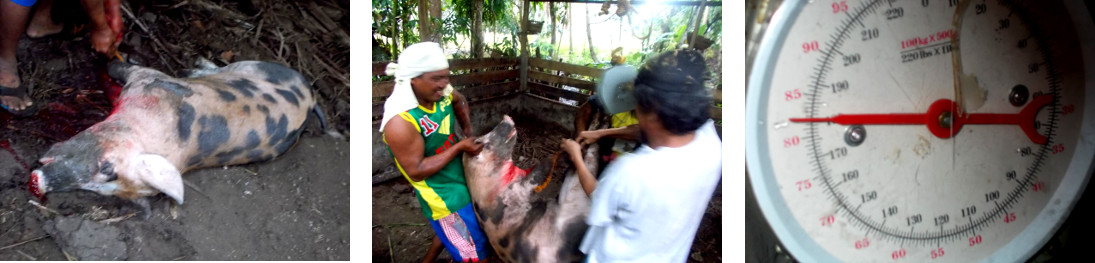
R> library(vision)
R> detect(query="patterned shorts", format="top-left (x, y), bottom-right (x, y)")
top-left (429, 203), bottom-right (489, 262)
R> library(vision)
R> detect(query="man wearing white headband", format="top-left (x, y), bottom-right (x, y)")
top-left (382, 42), bottom-right (488, 262)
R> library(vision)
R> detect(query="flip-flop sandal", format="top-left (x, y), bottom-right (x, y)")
top-left (0, 82), bottom-right (39, 117)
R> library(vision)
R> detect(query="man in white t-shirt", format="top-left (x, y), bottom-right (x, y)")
top-left (560, 48), bottom-right (722, 262)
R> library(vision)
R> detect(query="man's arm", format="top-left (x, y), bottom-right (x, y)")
top-left (452, 89), bottom-right (474, 137)
top-left (561, 139), bottom-right (598, 197)
top-left (576, 124), bottom-right (640, 145)
top-left (384, 115), bottom-right (481, 182)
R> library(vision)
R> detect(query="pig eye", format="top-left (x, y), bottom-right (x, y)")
top-left (100, 162), bottom-right (118, 181)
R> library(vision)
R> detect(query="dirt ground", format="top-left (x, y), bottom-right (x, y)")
top-left (372, 95), bottom-right (722, 262)
top-left (0, 0), bottom-right (349, 260)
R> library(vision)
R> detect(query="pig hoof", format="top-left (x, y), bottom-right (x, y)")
top-left (194, 58), bottom-right (218, 70)
top-left (133, 198), bottom-right (153, 220)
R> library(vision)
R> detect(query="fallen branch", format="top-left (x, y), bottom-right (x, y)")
top-left (120, 4), bottom-right (183, 72)
top-left (97, 212), bottom-right (139, 224)
top-left (183, 180), bottom-right (210, 199)
top-left (28, 200), bottom-right (59, 216)
top-left (0, 235), bottom-right (50, 250)
top-left (312, 53), bottom-right (350, 87)
top-left (16, 249), bottom-right (36, 260)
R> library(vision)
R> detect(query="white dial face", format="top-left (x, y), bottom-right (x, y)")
top-left (748, 0), bottom-right (1094, 262)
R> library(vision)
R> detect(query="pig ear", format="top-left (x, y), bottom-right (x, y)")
top-left (133, 154), bottom-right (185, 205)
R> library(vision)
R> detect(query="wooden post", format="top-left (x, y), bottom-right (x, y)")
top-left (520, 0), bottom-right (531, 92)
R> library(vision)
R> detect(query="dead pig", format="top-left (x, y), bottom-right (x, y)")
top-left (463, 115), bottom-right (598, 262)
top-left (29, 60), bottom-right (322, 208)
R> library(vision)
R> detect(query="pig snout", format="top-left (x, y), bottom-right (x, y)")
top-left (29, 170), bottom-right (46, 199)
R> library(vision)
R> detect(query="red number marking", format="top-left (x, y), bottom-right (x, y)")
top-left (832, 1), bottom-right (849, 13)
top-left (1005, 213), bottom-right (1016, 223)
top-left (796, 179), bottom-right (812, 191)
top-left (892, 249), bottom-right (906, 260)
top-left (969, 235), bottom-right (982, 247)
top-left (855, 238), bottom-right (870, 249)
top-left (821, 215), bottom-right (835, 226)
top-left (803, 41), bottom-right (820, 53)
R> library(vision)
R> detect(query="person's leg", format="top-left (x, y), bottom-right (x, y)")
top-left (0, 0), bottom-right (34, 111)
top-left (423, 235), bottom-right (445, 263)
top-left (25, 0), bottom-right (61, 38)
top-left (79, 0), bottom-right (114, 54)
top-left (455, 204), bottom-right (490, 262)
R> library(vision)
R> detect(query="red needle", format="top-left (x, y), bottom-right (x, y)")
top-left (789, 96), bottom-right (1052, 144)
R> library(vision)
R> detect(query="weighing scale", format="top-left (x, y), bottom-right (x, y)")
top-left (745, 0), bottom-right (1095, 261)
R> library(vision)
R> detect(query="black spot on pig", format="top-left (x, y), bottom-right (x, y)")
top-left (487, 200), bottom-right (507, 225)
top-left (266, 115), bottom-right (289, 147)
top-left (273, 128), bottom-right (301, 155)
top-left (291, 85), bottom-right (305, 98)
top-left (246, 149), bottom-right (266, 162)
top-left (245, 130), bottom-right (261, 148)
top-left (257, 104), bottom-right (270, 115)
top-left (498, 236), bottom-right (510, 248)
top-left (215, 148), bottom-right (244, 164)
top-left (228, 79), bottom-right (258, 97)
top-left (275, 89), bottom-right (299, 107)
top-left (215, 89), bottom-right (237, 102)
top-left (556, 219), bottom-right (589, 261)
top-left (187, 156), bottom-right (202, 167)
top-left (508, 200), bottom-right (548, 261)
top-left (177, 103), bottom-right (196, 142)
top-left (146, 79), bottom-right (193, 97)
top-left (262, 93), bottom-right (277, 104)
top-left (197, 115), bottom-right (231, 157)
top-left (242, 105), bottom-right (251, 115)
top-left (256, 62), bottom-right (299, 85)
top-left (39, 132), bottom-right (103, 191)
top-left (99, 161), bottom-right (117, 181)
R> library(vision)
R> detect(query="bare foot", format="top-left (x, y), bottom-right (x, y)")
top-left (25, 8), bottom-right (63, 38)
top-left (89, 25), bottom-right (115, 55)
top-left (0, 60), bottom-right (32, 111)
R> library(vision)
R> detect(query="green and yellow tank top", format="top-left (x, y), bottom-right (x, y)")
top-left (385, 94), bottom-right (469, 220)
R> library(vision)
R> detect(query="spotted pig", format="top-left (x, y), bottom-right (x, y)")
top-left (29, 60), bottom-right (321, 207)
top-left (463, 115), bottom-right (599, 262)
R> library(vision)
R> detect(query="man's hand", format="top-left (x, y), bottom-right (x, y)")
top-left (576, 130), bottom-right (602, 145)
top-left (561, 139), bottom-right (583, 158)
top-left (458, 136), bottom-right (485, 156)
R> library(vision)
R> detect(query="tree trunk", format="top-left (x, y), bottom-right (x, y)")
top-left (585, 3), bottom-right (598, 63)
top-left (391, 0), bottom-right (400, 58)
top-left (520, 0), bottom-right (530, 91)
top-left (549, 3), bottom-right (557, 59)
top-left (690, 0), bottom-right (707, 47)
top-left (568, 3), bottom-right (573, 59)
top-left (430, 0), bottom-right (442, 42)
top-left (471, 0), bottom-right (484, 58)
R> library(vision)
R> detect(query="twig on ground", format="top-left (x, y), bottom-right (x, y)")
top-left (16, 249), bottom-right (36, 260)
top-left (27, 200), bottom-right (59, 216)
top-left (0, 235), bottom-right (49, 250)
top-left (97, 212), bottom-right (139, 224)
top-left (312, 54), bottom-right (350, 87)
top-left (386, 227), bottom-right (395, 263)
top-left (167, 0), bottom-right (189, 10)
top-left (183, 180), bottom-right (210, 199)
top-left (62, 248), bottom-right (75, 261)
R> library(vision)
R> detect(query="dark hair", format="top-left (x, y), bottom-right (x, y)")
top-left (633, 49), bottom-right (711, 135)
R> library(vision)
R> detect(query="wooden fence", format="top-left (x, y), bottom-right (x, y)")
top-left (371, 57), bottom-right (722, 124)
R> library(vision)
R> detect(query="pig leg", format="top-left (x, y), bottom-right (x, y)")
top-left (108, 61), bottom-right (170, 84)
top-left (181, 58), bottom-right (221, 78)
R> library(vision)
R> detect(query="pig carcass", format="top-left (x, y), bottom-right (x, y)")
top-left (463, 115), bottom-right (600, 262)
top-left (29, 60), bottom-right (323, 208)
